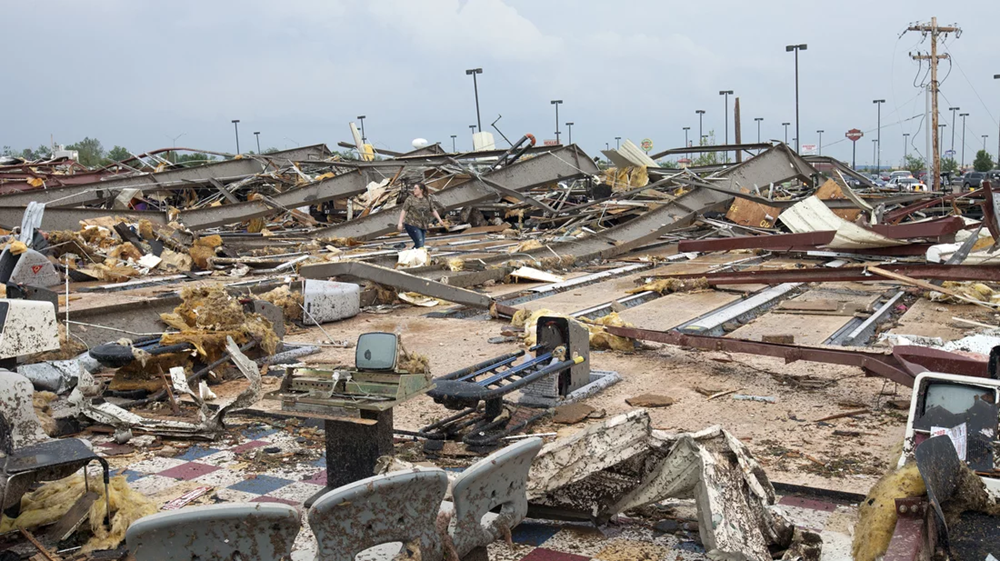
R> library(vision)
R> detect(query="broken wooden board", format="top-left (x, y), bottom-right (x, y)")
top-left (815, 178), bottom-right (862, 222)
top-left (724, 188), bottom-right (782, 228)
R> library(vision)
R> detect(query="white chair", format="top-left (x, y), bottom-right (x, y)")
top-left (126, 502), bottom-right (301, 561)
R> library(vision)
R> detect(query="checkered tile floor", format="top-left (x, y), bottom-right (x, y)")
top-left (97, 425), bottom-right (856, 560)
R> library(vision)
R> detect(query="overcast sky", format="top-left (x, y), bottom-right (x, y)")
top-left (4, 1), bottom-right (999, 168)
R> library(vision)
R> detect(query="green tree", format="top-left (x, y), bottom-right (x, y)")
top-left (940, 157), bottom-right (958, 174)
top-left (904, 154), bottom-right (926, 175)
top-left (67, 137), bottom-right (105, 166)
top-left (105, 145), bottom-right (131, 163)
top-left (973, 150), bottom-right (995, 172)
top-left (692, 131), bottom-right (719, 166)
top-left (658, 160), bottom-right (678, 169)
top-left (263, 147), bottom-right (279, 154)
top-left (34, 144), bottom-right (51, 159)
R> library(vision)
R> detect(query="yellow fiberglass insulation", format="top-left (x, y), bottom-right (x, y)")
top-left (629, 277), bottom-right (710, 295)
top-left (515, 308), bottom-right (635, 351)
top-left (852, 463), bottom-right (926, 561)
top-left (0, 473), bottom-right (157, 553)
top-left (159, 285), bottom-right (279, 359)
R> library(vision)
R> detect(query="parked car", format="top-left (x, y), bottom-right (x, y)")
top-left (988, 170), bottom-right (1000, 184)
top-left (890, 170), bottom-right (913, 181)
top-left (887, 177), bottom-right (927, 191)
top-left (963, 171), bottom-right (987, 189)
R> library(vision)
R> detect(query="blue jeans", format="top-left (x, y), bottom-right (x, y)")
top-left (403, 224), bottom-right (426, 248)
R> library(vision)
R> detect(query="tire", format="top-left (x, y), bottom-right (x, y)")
top-left (89, 339), bottom-right (194, 368)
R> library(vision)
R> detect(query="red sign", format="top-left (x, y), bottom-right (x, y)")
top-left (543, 140), bottom-right (559, 146)
top-left (845, 129), bottom-right (863, 142)
top-left (30, 265), bottom-right (43, 274)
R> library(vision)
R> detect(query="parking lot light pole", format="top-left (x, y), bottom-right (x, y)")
top-left (254, 131), bottom-right (261, 154)
top-left (817, 130), bottom-right (824, 156)
top-left (948, 106), bottom-right (960, 155)
top-left (683, 127), bottom-right (690, 158)
top-left (984, 134), bottom-right (990, 153)
top-left (719, 90), bottom-right (733, 161)
top-left (782, 122), bottom-right (790, 145)
top-left (465, 68), bottom-right (483, 132)
top-left (231, 119), bottom-right (240, 154)
top-left (695, 110), bottom-right (705, 143)
top-left (995, 75), bottom-right (1000, 159)
top-left (960, 112), bottom-right (969, 169)
top-left (566, 122), bottom-right (574, 145)
top-left (903, 132), bottom-right (910, 163)
top-left (615, 136), bottom-right (621, 150)
top-left (551, 100), bottom-right (563, 143)
top-left (356, 115), bottom-right (367, 144)
top-left (450, 135), bottom-right (457, 152)
top-left (873, 100), bottom-right (885, 173)
top-left (754, 118), bottom-right (763, 143)
top-left (785, 44), bottom-right (807, 153)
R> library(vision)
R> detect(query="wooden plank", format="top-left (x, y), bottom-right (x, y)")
top-left (724, 188), bottom-right (782, 228)
top-left (48, 492), bottom-right (98, 542)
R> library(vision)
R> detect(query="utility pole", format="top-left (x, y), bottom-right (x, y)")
top-left (782, 122), bottom-right (790, 145)
top-left (949, 106), bottom-right (960, 155)
top-left (960, 112), bottom-right (969, 169)
top-left (873, 99), bottom-right (885, 174)
top-left (696, 110), bottom-right (706, 144)
top-left (817, 130), bottom-right (824, 156)
top-left (906, 17), bottom-right (960, 190)
top-left (754, 118), bottom-right (763, 143)
top-left (566, 122), bottom-right (574, 145)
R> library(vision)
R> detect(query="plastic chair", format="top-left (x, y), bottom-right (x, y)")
top-left (126, 502), bottom-right (301, 561)
top-left (308, 468), bottom-right (448, 561)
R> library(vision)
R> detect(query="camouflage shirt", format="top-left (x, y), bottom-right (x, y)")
top-left (401, 195), bottom-right (443, 229)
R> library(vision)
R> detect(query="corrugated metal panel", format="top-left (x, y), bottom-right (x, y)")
top-left (779, 196), bottom-right (906, 249)
top-left (602, 139), bottom-right (658, 168)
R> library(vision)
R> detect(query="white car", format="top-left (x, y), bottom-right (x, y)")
top-left (887, 176), bottom-right (926, 191)
top-left (889, 170), bottom-right (913, 181)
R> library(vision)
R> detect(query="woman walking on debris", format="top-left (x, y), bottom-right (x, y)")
top-left (397, 182), bottom-right (446, 249)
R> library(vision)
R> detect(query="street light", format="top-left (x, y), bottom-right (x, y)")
top-left (231, 119), bottom-right (240, 154)
top-left (817, 130), bottom-right (824, 156)
top-left (164, 133), bottom-right (185, 163)
top-left (465, 68), bottom-right (483, 132)
top-left (450, 135), bottom-right (457, 152)
top-left (984, 134), bottom-right (990, 153)
top-left (754, 118), bottom-right (763, 143)
top-left (903, 132), bottom-right (910, 163)
top-left (948, 106), bottom-right (960, 155)
top-left (551, 100), bottom-right (563, 143)
top-left (873, 99), bottom-right (885, 173)
top-left (872, 139), bottom-right (878, 172)
top-left (254, 132), bottom-right (261, 154)
top-left (719, 90), bottom-right (733, 161)
top-left (994, 75), bottom-right (1000, 159)
top-left (356, 115), bottom-right (367, 144)
top-left (566, 122), bottom-right (574, 145)
top-left (683, 126), bottom-right (691, 158)
top-left (469, 125), bottom-right (477, 150)
top-left (785, 43), bottom-right (807, 153)
top-left (938, 123), bottom-right (947, 158)
top-left (782, 122), bottom-right (790, 145)
top-left (695, 110), bottom-right (706, 144)
top-left (614, 136), bottom-right (621, 150)
top-left (960, 112), bottom-right (970, 169)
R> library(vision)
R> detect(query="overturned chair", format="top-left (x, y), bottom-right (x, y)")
top-left (125, 502), bottom-right (301, 561)
top-left (0, 368), bottom-right (111, 524)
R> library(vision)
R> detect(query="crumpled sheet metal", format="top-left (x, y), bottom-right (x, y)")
top-left (527, 411), bottom-right (797, 561)
top-left (779, 196), bottom-right (906, 249)
top-left (307, 468), bottom-right (449, 561)
top-left (76, 337), bottom-right (261, 439)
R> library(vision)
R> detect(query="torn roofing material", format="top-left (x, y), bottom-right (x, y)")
top-left (780, 196), bottom-right (908, 249)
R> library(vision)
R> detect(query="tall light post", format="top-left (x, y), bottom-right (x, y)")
top-left (231, 119), bottom-right (240, 154)
top-left (254, 131), bottom-right (261, 154)
top-left (817, 130), bottom-right (824, 156)
top-left (551, 100), bottom-right (563, 143)
top-left (782, 122), bottom-right (790, 145)
top-left (695, 110), bottom-right (705, 144)
top-left (615, 136), bottom-right (621, 150)
top-left (566, 122), bottom-right (574, 145)
top-left (785, 43), bottom-right (807, 153)
top-left (960, 112), bottom-right (969, 169)
top-left (938, 123), bottom-right (947, 158)
top-left (903, 132), bottom-right (910, 163)
top-left (683, 126), bottom-right (690, 159)
top-left (994, 75), bottom-right (1000, 159)
top-left (164, 133), bottom-right (185, 163)
top-left (465, 68), bottom-right (483, 132)
top-left (719, 90), bottom-right (733, 161)
top-left (984, 134), bottom-right (990, 153)
top-left (450, 135), bottom-right (457, 152)
top-left (356, 115), bottom-right (367, 144)
top-left (948, 106), bottom-right (960, 155)
top-left (872, 139), bottom-right (878, 172)
top-left (469, 125), bottom-right (477, 150)
top-left (754, 118), bottom-right (763, 143)
top-left (873, 99), bottom-right (885, 173)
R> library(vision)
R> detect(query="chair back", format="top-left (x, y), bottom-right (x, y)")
top-left (449, 437), bottom-right (543, 556)
top-left (308, 468), bottom-right (448, 561)
top-left (126, 502), bottom-right (300, 561)
top-left (0, 369), bottom-right (47, 449)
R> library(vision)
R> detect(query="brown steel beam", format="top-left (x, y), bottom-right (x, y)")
top-left (884, 189), bottom-right (981, 224)
top-left (678, 231), bottom-right (836, 252)
top-left (649, 264), bottom-right (1000, 285)
top-left (866, 215), bottom-right (965, 239)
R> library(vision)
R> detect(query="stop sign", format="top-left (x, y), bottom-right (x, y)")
top-left (845, 128), bottom-right (863, 142)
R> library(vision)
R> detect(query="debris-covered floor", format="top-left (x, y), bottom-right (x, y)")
top-left (1, 138), bottom-right (998, 560)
